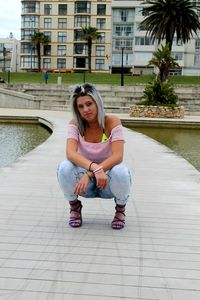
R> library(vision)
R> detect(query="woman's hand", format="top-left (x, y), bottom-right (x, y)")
top-left (74, 173), bottom-right (90, 195)
top-left (94, 169), bottom-right (108, 189)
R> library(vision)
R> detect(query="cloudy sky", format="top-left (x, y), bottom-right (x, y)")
top-left (0, 0), bottom-right (21, 39)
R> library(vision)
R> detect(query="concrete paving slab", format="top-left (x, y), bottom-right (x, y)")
top-left (0, 108), bottom-right (200, 300)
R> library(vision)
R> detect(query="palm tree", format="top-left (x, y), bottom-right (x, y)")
top-left (148, 44), bottom-right (179, 81)
top-left (140, 0), bottom-right (200, 51)
top-left (82, 26), bottom-right (100, 73)
top-left (31, 31), bottom-right (49, 72)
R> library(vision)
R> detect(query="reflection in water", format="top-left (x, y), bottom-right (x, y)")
top-left (129, 126), bottom-right (200, 171)
top-left (0, 123), bottom-right (51, 167)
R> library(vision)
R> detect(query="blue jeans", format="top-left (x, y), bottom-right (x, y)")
top-left (57, 160), bottom-right (131, 206)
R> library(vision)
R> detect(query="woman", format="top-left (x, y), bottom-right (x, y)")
top-left (57, 83), bottom-right (131, 229)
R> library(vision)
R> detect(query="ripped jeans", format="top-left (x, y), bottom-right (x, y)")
top-left (57, 160), bottom-right (131, 206)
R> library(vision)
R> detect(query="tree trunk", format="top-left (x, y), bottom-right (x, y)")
top-left (88, 39), bottom-right (92, 73)
top-left (37, 42), bottom-right (41, 72)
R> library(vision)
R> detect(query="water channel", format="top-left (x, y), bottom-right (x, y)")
top-left (1, 121), bottom-right (200, 172)
top-left (0, 122), bottom-right (51, 168)
top-left (129, 126), bottom-right (200, 172)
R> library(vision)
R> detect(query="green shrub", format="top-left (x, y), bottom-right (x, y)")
top-left (140, 79), bottom-right (178, 107)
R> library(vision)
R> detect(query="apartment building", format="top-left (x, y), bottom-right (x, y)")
top-left (20, 0), bottom-right (112, 72)
top-left (20, 0), bottom-right (200, 75)
top-left (112, 0), bottom-right (200, 76)
top-left (0, 36), bottom-right (20, 72)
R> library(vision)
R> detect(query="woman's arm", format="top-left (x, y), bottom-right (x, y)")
top-left (66, 138), bottom-right (92, 170)
top-left (98, 140), bottom-right (124, 172)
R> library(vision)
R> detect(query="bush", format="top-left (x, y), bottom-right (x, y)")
top-left (140, 79), bottom-right (178, 107)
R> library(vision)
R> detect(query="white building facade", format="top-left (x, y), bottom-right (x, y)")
top-left (19, 0), bottom-right (200, 75)
top-left (0, 37), bottom-right (20, 72)
top-left (112, 0), bottom-right (200, 76)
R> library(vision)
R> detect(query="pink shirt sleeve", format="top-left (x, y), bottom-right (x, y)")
top-left (67, 124), bottom-right (79, 141)
top-left (110, 125), bottom-right (125, 142)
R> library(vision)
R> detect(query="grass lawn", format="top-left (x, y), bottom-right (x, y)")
top-left (1, 72), bottom-right (200, 85)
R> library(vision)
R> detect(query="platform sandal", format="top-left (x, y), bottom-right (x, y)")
top-left (112, 205), bottom-right (126, 230)
top-left (69, 200), bottom-right (82, 228)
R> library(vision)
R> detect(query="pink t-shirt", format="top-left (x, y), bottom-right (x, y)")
top-left (67, 124), bottom-right (125, 163)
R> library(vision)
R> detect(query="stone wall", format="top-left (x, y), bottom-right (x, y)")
top-left (130, 105), bottom-right (185, 118)
top-left (1, 83), bottom-right (200, 114)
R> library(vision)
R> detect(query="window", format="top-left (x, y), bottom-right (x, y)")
top-left (21, 29), bottom-right (35, 41)
top-left (169, 69), bottom-right (182, 76)
top-left (44, 45), bottom-right (51, 56)
top-left (22, 16), bottom-right (39, 28)
top-left (22, 2), bottom-right (39, 14)
top-left (194, 54), bottom-right (200, 65)
top-left (43, 58), bottom-right (51, 69)
top-left (96, 46), bottom-right (105, 56)
top-left (21, 56), bottom-right (37, 68)
top-left (75, 16), bottom-right (90, 27)
top-left (96, 18), bottom-right (106, 29)
top-left (57, 58), bottom-right (66, 68)
top-left (21, 43), bottom-right (30, 54)
top-left (172, 52), bottom-right (183, 60)
top-left (172, 38), bottom-right (182, 46)
top-left (44, 4), bottom-right (52, 15)
top-left (74, 29), bottom-right (84, 41)
top-left (58, 18), bottom-right (67, 29)
top-left (97, 32), bottom-right (105, 43)
top-left (195, 39), bottom-right (200, 51)
top-left (113, 39), bottom-right (133, 51)
top-left (44, 18), bottom-right (52, 29)
top-left (74, 57), bottom-right (88, 68)
top-left (74, 44), bottom-right (87, 55)
top-left (96, 59), bottom-right (105, 70)
top-left (114, 25), bottom-right (133, 37)
top-left (57, 45), bottom-right (66, 56)
top-left (112, 53), bottom-right (133, 66)
top-left (58, 32), bottom-right (67, 43)
top-left (135, 37), bottom-right (154, 45)
top-left (75, 1), bottom-right (91, 13)
top-left (121, 9), bottom-right (128, 22)
top-left (97, 4), bottom-right (106, 15)
top-left (59, 4), bottom-right (67, 15)
top-left (113, 9), bottom-right (134, 22)
top-left (44, 31), bottom-right (51, 42)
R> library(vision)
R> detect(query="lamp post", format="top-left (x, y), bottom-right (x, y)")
top-left (30, 17), bottom-right (34, 72)
top-left (3, 47), bottom-right (6, 72)
top-left (30, 44), bottom-right (33, 72)
top-left (121, 47), bottom-right (124, 86)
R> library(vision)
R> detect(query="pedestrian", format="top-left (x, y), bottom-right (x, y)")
top-left (44, 71), bottom-right (48, 84)
top-left (57, 83), bottom-right (131, 229)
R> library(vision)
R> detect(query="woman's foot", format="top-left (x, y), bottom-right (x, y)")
top-left (69, 200), bottom-right (82, 228)
top-left (112, 205), bottom-right (126, 230)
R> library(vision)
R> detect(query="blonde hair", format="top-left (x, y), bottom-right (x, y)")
top-left (70, 83), bottom-right (105, 134)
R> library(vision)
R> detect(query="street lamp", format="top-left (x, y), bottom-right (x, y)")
top-left (3, 47), bottom-right (6, 72)
top-left (121, 47), bottom-right (124, 86)
top-left (30, 17), bottom-right (34, 72)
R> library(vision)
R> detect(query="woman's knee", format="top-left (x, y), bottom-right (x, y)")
top-left (110, 164), bottom-right (131, 184)
top-left (57, 160), bottom-right (76, 181)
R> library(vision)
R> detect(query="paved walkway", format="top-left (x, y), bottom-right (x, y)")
top-left (0, 108), bottom-right (200, 300)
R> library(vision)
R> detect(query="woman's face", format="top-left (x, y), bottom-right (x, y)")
top-left (76, 95), bottom-right (98, 122)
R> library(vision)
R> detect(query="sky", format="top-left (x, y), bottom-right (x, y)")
top-left (0, 0), bottom-right (21, 39)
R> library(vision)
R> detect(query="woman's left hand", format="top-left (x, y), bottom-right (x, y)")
top-left (74, 173), bottom-right (90, 195)
top-left (94, 169), bottom-right (108, 189)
